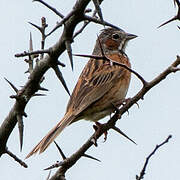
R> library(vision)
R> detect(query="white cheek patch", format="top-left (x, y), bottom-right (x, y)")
top-left (118, 39), bottom-right (125, 51)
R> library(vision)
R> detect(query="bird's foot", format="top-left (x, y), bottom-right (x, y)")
top-left (92, 122), bottom-right (108, 146)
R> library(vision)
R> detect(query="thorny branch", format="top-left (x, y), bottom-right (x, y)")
top-left (0, 0), bottom-right (95, 160)
top-left (0, 0), bottom-right (180, 179)
top-left (47, 56), bottom-right (180, 180)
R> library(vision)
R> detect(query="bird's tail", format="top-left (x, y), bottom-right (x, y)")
top-left (26, 113), bottom-right (75, 159)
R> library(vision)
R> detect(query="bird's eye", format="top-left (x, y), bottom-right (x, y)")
top-left (112, 33), bottom-right (120, 40)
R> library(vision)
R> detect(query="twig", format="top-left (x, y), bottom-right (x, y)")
top-left (15, 49), bottom-right (50, 58)
top-left (84, 15), bottom-right (122, 30)
top-left (5, 148), bottom-right (28, 168)
top-left (73, 53), bottom-right (147, 86)
top-left (136, 135), bottom-right (172, 180)
top-left (33, 0), bottom-right (64, 18)
top-left (46, 10), bottom-right (75, 37)
top-left (92, 0), bottom-right (104, 25)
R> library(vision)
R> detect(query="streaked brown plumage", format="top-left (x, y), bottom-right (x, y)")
top-left (26, 27), bottom-right (137, 158)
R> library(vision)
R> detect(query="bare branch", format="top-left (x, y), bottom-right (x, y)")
top-left (33, 0), bottom-right (64, 18)
top-left (92, 0), bottom-right (104, 25)
top-left (49, 56), bottom-right (180, 179)
top-left (136, 135), bottom-right (172, 180)
top-left (46, 10), bottom-right (75, 37)
top-left (28, 22), bottom-right (42, 32)
top-left (0, 0), bottom-right (97, 162)
top-left (84, 15), bottom-right (122, 30)
top-left (15, 49), bottom-right (50, 58)
top-left (73, 53), bottom-right (147, 86)
top-left (73, 21), bottom-right (89, 38)
top-left (5, 148), bottom-right (28, 168)
top-left (28, 17), bottom-right (48, 60)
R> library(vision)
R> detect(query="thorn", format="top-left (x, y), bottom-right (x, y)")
top-left (10, 95), bottom-right (19, 99)
top-left (91, 137), bottom-right (98, 147)
top-left (29, 32), bottom-right (33, 52)
top-left (17, 114), bottom-right (24, 151)
top-left (5, 148), bottom-right (28, 168)
top-left (84, 8), bottom-right (92, 13)
top-left (39, 86), bottom-right (49, 91)
top-left (158, 0), bottom-right (180, 28)
top-left (57, 60), bottom-right (66, 67)
top-left (28, 22), bottom-right (42, 32)
top-left (65, 40), bottom-right (73, 70)
top-left (178, 25), bottom-right (180, 29)
top-left (92, 0), bottom-right (105, 26)
top-left (22, 112), bottom-right (28, 117)
top-left (33, 93), bottom-right (46, 97)
top-left (73, 53), bottom-right (102, 60)
top-left (158, 16), bottom-right (177, 28)
top-left (126, 109), bottom-right (129, 116)
top-left (54, 141), bottom-right (66, 160)
top-left (24, 70), bottom-right (29, 74)
top-left (53, 66), bottom-right (70, 96)
top-left (44, 161), bottom-right (63, 170)
top-left (112, 126), bottom-right (137, 145)
top-left (46, 170), bottom-right (51, 180)
top-left (135, 102), bottom-right (140, 108)
top-left (4, 78), bottom-right (18, 93)
top-left (83, 153), bottom-right (101, 162)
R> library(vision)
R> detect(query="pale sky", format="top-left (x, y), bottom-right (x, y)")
top-left (0, 0), bottom-right (180, 180)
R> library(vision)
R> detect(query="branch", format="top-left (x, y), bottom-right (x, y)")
top-left (0, 0), bottom-right (93, 158)
top-left (48, 56), bottom-right (180, 179)
top-left (84, 15), bottom-right (121, 30)
top-left (5, 148), bottom-right (28, 168)
top-left (136, 135), bottom-right (172, 180)
top-left (73, 53), bottom-right (147, 86)
top-left (33, 0), bottom-right (64, 18)
top-left (15, 49), bottom-right (50, 58)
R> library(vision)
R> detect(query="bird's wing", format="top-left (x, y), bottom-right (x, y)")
top-left (67, 59), bottom-right (124, 115)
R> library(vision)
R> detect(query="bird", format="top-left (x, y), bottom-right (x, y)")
top-left (26, 27), bottom-right (137, 158)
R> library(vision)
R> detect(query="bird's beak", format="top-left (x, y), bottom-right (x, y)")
top-left (126, 33), bottom-right (138, 40)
